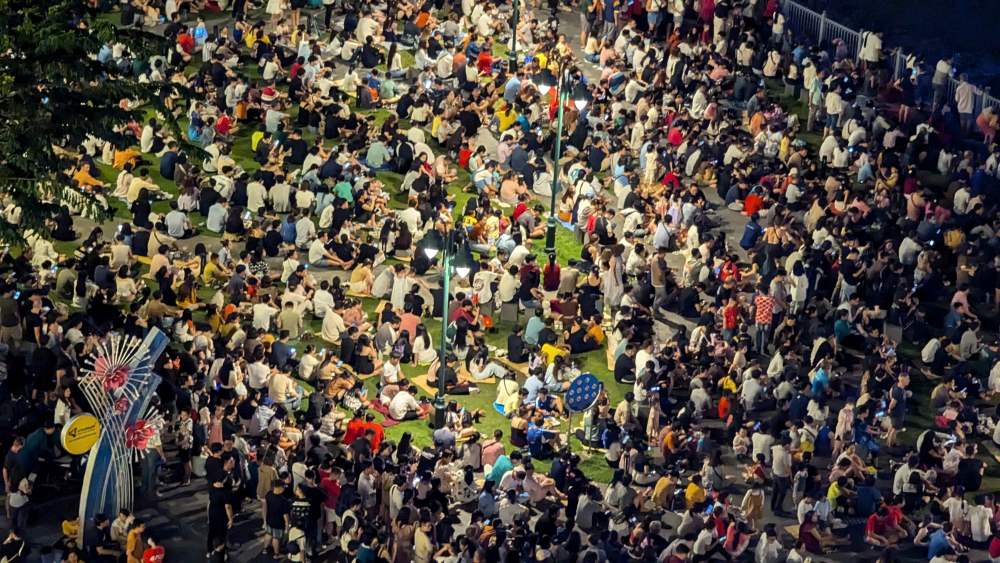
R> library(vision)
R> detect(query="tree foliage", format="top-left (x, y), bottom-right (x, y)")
top-left (0, 0), bottom-right (176, 243)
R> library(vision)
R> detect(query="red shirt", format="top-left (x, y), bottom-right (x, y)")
top-left (476, 52), bottom-right (494, 75)
top-left (320, 474), bottom-right (341, 509)
top-left (215, 115), bottom-right (232, 135)
top-left (343, 417), bottom-right (366, 446)
top-left (722, 304), bottom-right (740, 330)
top-left (458, 148), bottom-right (472, 169)
top-left (364, 421), bottom-right (384, 451)
top-left (753, 294), bottom-right (775, 325)
top-left (743, 193), bottom-right (764, 216)
top-left (542, 264), bottom-right (561, 291)
top-left (177, 33), bottom-right (194, 53)
top-left (512, 202), bottom-right (528, 222)
top-left (143, 546), bottom-right (165, 563)
top-left (865, 514), bottom-right (889, 536)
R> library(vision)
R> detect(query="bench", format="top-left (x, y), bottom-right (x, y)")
top-left (494, 356), bottom-right (529, 378)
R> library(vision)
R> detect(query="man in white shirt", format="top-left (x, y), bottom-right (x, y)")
top-left (955, 75), bottom-right (977, 134)
top-left (387, 383), bottom-right (422, 420)
top-left (246, 178), bottom-right (267, 214)
top-left (823, 85), bottom-right (844, 137)
top-left (294, 214), bottom-right (316, 248)
top-left (246, 359), bottom-right (271, 390)
top-left (205, 198), bottom-right (229, 233)
top-left (312, 280), bottom-right (335, 318)
top-left (251, 295), bottom-right (279, 331)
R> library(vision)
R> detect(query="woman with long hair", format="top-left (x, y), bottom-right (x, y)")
top-left (412, 324), bottom-right (436, 365)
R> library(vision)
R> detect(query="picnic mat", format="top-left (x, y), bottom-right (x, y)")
top-left (410, 374), bottom-right (437, 397)
top-left (370, 398), bottom-right (431, 427)
top-left (369, 401), bottom-right (401, 428)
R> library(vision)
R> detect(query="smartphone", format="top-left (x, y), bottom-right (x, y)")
top-left (753, 421), bottom-right (761, 431)
top-left (13, 291), bottom-right (20, 299)
top-left (243, 211), bottom-right (251, 220)
top-left (304, 264), bottom-right (310, 270)
top-left (290, 347), bottom-right (297, 356)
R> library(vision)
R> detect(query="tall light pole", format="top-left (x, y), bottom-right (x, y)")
top-left (423, 230), bottom-right (471, 429)
top-left (535, 68), bottom-right (588, 257)
top-left (509, 0), bottom-right (520, 72)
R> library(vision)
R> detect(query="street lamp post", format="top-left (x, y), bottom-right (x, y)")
top-left (535, 68), bottom-right (589, 257)
top-left (509, 0), bottom-right (520, 72)
top-left (424, 230), bottom-right (471, 429)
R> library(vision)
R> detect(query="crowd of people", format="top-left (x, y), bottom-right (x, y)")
top-left (5, 0), bottom-right (1000, 561)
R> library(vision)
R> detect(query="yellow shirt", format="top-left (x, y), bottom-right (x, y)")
top-left (684, 482), bottom-right (706, 508)
top-left (202, 261), bottom-right (222, 284)
top-left (540, 343), bottom-right (568, 364)
top-left (718, 375), bottom-right (738, 394)
top-left (496, 108), bottom-right (518, 132)
top-left (827, 481), bottom-right (842, 504)
top-left (251, 130), bottom-right (265, 151)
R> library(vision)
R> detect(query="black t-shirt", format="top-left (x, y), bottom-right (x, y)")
top-left (265, 491), bottom-right (292, 528)
top-left (3, 451), bottom-right (23, 489)
top-left (956, 458), bottom-right (984, 491)
top-left (205, 456), bottom-right (226, 485)
top-left (614, 354), bottom-right (635, 381)
top-left (286, 138), bottom-right (308, 165)
top-left (263, 230), bottom-right (283, 257)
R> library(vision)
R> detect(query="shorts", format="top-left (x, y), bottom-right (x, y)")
top-left (264, 525), bottom-right (286, 540)
top-left (825, 113), bottom-right (840, 128)
top-left (177, 447), bottom-right (193, 462)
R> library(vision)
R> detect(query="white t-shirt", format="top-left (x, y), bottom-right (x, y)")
top-left (388, 391), bottom-right (420, 419)
top-left (252, 303), bottom-right (278, 331)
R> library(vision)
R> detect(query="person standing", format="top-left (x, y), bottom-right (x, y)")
top-left (932, 56), bottom-right (953, 113)
top-left (955, 74), bottom-right (977, 134)
top-left (752, 284), bottom-right (776, 356)
top-left (206, 460), bottom-right (234, 558)
top-left (770, 438), bottom-right (793, 517)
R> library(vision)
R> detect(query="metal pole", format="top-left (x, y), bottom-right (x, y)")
top-left (817, 10), bottom-right (827, 44)
top-left (509, 0), bottom-right (520, 72)
top-left (544, 73), bottom-right (567, 257)
top-left (433, 231), bottom-right (452, 429)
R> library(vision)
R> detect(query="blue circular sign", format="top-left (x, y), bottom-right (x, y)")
top-left (565, 373), bottom-right (603, 413)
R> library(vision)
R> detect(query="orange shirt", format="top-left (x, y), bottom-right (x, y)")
top-left (72, 168), bottom-right (103, 187)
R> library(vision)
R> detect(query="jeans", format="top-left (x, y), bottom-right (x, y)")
top-left (140, 449), bottom-right (161, 503)
top-left (771, 475), bottom-right (790, 513)
top-left (653, 284), bottom-right (668, 313)
top-left (754, 323), bottom-right (770, 355)
top-left (473, 362), bottom-right (508, 381)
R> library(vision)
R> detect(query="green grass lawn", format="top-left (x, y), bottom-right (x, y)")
top-left (53, 31), bottom-right (622, 480)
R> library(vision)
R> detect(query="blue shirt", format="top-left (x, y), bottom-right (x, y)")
top-left (486, 455), bottom-right (512, 483)
top-left (523, 375), bottom-right (544, 403)
top-left (811, 368), bottom-right (830, 396)
top-left (927, 529), bottom-right (952, 558)
top-left (280, 219), bottom-right (297, 243)
top-left (523, 316), bottom-right (545, 346)
top-left (503, 77), bottom-right (521, 104)
top-left (740, 220), bottom-right (763, 250)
